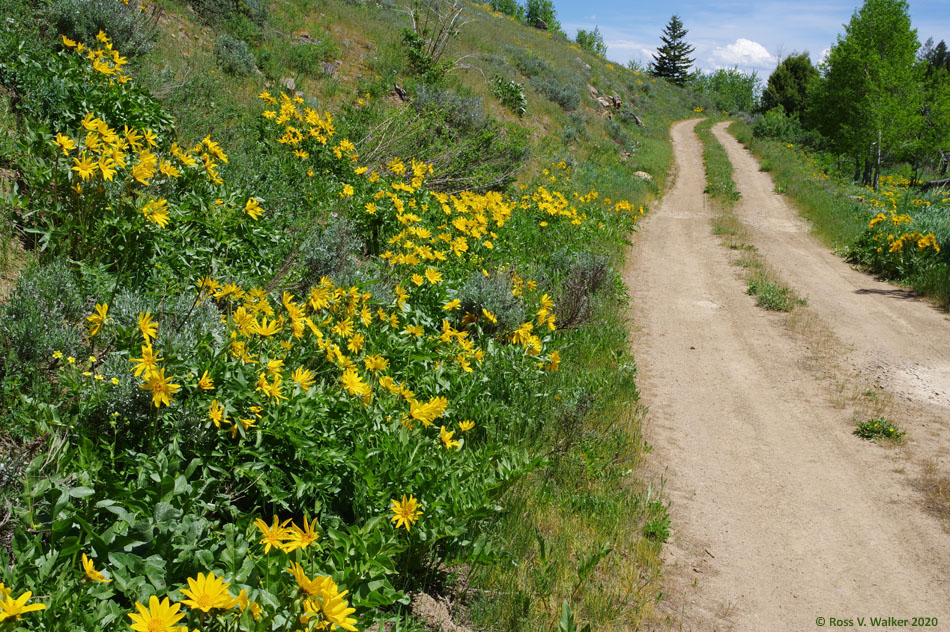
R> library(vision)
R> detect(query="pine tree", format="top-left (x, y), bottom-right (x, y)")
top-left (650, 15), bottom-right (695, 86)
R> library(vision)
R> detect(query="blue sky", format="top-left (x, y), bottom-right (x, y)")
top-left (555, 0), bottom-right (950, 76)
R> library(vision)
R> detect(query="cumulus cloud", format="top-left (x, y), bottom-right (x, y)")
top-left (710, 38), bottom-right (775, 68)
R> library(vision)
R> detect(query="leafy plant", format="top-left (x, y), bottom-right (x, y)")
top-left (490, 75), bottom-right (527, 117)
top-left (213, 34), bottom-right (257, 76)
top-left (854, 417), bottom-right (905, 442)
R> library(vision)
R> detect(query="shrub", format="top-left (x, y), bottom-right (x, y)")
top-left (190, 0), bottom-right (268, 27)
top-left (752, 106), bottom-right (822, 147)
top-left (490, 75), bottom-right (527, 117)
top-left (297, 217), bottom-right (364, 287)
top-left (0, 260), bottom-right (85, 372)
top-left (553, 250), bottom-right (609, 329)
top-left (213, 34), bottom-right (257, 76)
top-left (49, 0), bottom-right (156, 57)
top-left (531, 75), bottom-right (580, 111)
top-left (459, 271), bottom-right (526, 333)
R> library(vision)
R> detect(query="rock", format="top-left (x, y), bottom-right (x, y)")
top-left (394, 83), bottom-right (409, 102)
top-left (633, 171), bottom-right (653, 182)
top-left (620, 151), bottom-right (631, 162)
top-left (588, 84), bottom-right (599, 97)
top-left (596, 96), bottom-right (613, 108)
top-left (535, 17), bottom-right (547, 30)
top-left (624, 110), bottom-right (644, 127)
top-left (279, 77), bottom-right (296, 92)
top-left (610, 94), bottom-right (622, 107)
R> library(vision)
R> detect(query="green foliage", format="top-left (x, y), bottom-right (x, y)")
top-left (49, 0), bottom-right (156, 57)
top-left (574, 27), bottom-right (606, 57)
top-left (854, 417), bottom-right (905, 441)
top-left (807, 0), bottom-right (921, 187)
top-left (753, 106), bottom-right (822, 147)
top-left (689, 67), bottom-right (760, 113)
top-left (491, 75), bottom-right (527, 117)
top-left (650, 15), bottom-right (695, 86)
top-left (524, 0), bottom-right (561, 33)
top-left (0, 260), bottom-right (84, 374)
top-left (213, 34), bottom-right (257, 76)
top-left (489, 0), bottom-right (524, 20)
top-left (0, 34), bottom-right (172, 132)
top-left (760, 52), bottom-right (818, 118)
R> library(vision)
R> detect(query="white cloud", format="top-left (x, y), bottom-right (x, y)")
top-left (816, 47), bottom-right (830, 64)
top-left (710, 38), bottom-right (775, 68)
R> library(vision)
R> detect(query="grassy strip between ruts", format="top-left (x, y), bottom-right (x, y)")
top-left (695, 119), bottom-right (806, 312)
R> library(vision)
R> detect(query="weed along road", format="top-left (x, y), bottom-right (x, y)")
top-left (626, 119), bottom-right (950, 630)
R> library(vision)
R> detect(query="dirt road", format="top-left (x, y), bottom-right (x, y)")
top-left (625, 119), bottom-right (950, 630)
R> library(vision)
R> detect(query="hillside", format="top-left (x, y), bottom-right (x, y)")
top-left (0, 0), bottom-right (700, 630)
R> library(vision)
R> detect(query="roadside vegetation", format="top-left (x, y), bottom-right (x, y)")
top-left (696, 118), bottom-right (806, 312)
top-left (736, 0), bottom-right (950, 308)
top-left (0, 0), bottom-right (702, 630)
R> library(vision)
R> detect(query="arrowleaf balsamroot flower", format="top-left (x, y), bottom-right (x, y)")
top-left (180, 571), bottom-right (237, 612)
top-left (440, 425), bottom-right (461, 449)
top-left (283, 513), bottom-right (319, 552)
top-left (129, 344), bottom-right (163, 377)
top-left (0, 587), bottom-right (46, 622)
top-left (127, 595), bottom-right (185, 632)
top-left (139, 367), bottom-right (181, 408)
top-left (409, 396), bottom-right (448, 427)
top-left (142, 198), bottom-right (170, 228)
top-left (81, 553), bottom-right (111, 583)
top-left (390, 494), bottom-right (422, 531)
top-left (254, 515), bottom-right (292, 552)
top-left (300, 576), bottom-right (358, 632)
top-left (86, 302), bottom-right (108, 336)
top-left (138, 312), bottom-right (158, 344)
top-left (245, 197), bottom-right (265, 220)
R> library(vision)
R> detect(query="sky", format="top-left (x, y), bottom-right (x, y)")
top-left (554, 0), bottom-right (950, 77)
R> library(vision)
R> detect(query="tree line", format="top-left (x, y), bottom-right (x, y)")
top-left (648, 1), bottom-right (950, 188)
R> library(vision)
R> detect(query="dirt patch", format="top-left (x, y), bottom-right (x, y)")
top-left (628, 119), bottom-right (950, 630)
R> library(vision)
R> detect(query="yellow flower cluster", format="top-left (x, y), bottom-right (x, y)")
top-left (55, 110), bottom-right (228, 222)
top-left (62, 31), bottom-right (131, 83)
top-left (127, 571), bottom-right (264, 631)
top-left (886, 231), bottom-right (941, 254)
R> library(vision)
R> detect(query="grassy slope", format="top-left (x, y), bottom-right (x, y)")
top-left (139, 4), bottom-right (696, 629)
top-left (0, 1), bottom-right (699, 629)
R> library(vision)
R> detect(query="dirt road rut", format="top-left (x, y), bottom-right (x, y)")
top-left (625, 119), bottom-right (950, 630)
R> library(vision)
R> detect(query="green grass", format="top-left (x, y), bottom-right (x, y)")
top-left (696, 119), bottom-right (807, 313)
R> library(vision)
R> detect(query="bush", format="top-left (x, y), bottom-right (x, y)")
top-left (190, 0), bottom-right (268, 27)
top-left (688, 66), bottom-right (760, 113)
top-left (459, 272), bottom-right (526, 333)
top-left (490, 75), bottom-right (527, 117)
top-left (752, 106), bottom-right (822, 146)
top-left (49, 0), bottom-right (156, 57)
top-left (213, 34), bottom-right (257, 76)
top-left (286, 42), bottom-right (338, 76)
top-left (0, 260), bottom-right (85, 372)
top-left (552, 249), bottom-right (609, 329)
top-left (297, 217), bottom-right (364, 288)
top-left (531, 75), bottom-right (580, 111)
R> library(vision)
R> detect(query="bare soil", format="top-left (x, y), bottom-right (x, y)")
top-left (626, 119), bottom-right (950, 631)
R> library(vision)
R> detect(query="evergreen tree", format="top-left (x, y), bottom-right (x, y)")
top-left (760, 52), bottom-right (818, 118)
top-left (650, 15), bottom-right (695, 86)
